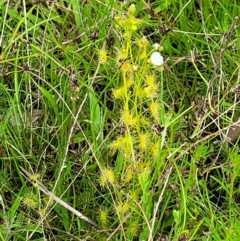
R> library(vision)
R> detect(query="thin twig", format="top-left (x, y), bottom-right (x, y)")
top-left (148, 165), bottom-right (173, 241)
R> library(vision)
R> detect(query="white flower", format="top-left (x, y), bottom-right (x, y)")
top-left (153, 43), bottom-right (160, 50)
top-left (150, 52), bottom-right (164, 66)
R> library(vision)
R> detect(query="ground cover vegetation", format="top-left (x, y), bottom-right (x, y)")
top-left (0, 0), bottom-right (240, 240)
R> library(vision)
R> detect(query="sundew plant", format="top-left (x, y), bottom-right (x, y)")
top-left (0, 0), bottom-right (240, 241)
top-left (99, 4), bottom-right (167, 239)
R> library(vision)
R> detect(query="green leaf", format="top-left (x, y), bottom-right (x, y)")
top-left (40, 86), bottom-right (60, 121)
top-left (16, 224), bottom-right (42, 233)
top-left (9, 196), bottom-right (22, 222)
top-left (0, 0), bottom-right (6, 6)
top-left (173, 209), bottom-right (181, 224)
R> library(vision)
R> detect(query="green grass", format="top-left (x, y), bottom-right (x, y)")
top-left (0, 0), bottom-right (240, 240)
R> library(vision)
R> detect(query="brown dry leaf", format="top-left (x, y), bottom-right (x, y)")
top-left (230, 84), bottom-right (240, 94)
top-left (226, 118), bottom-right (240, 143)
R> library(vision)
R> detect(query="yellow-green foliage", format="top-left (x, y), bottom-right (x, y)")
top-left (98, 4), bottom-right (164, 237)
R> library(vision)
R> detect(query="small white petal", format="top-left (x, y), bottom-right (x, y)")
top-left (132, 65), bottom-right (138, 71)
top-left (150, 52), bottom-right (163, 66)
top-left (153, 43), bottom-right (160, 50)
